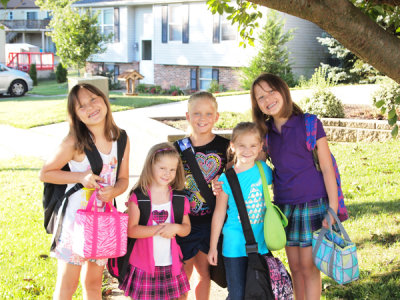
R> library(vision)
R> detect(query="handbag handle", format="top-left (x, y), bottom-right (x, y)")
top-left (85, 189), bottom-right (117, 214)
top-left (255, 161), bottom-right (272, 208)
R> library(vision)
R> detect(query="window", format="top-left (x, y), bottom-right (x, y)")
top-left (220, 14), bottom-right (236, 41)
top-left (199, 68), bottom-right (213, 90)
top-left (8, 12), bottom-right (13, 20)
top-left (26, 11), bottom-right (38, 20)
top-left (96, 8), bottom-right (114, 39)
top-left (168, 5), bottom-right (182, 41)
top-left (142, 40), bottom-right (152, 60)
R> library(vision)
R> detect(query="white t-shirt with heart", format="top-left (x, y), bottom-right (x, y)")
top-left (152, 201), bottom-right (172, 266)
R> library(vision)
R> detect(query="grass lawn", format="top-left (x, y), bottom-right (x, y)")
top-left (0, 93), bottom-right (187, 128)
top-left (28, 80), bottom-right (68, 96)
top-left (1, 140), bottom-right (399, 299)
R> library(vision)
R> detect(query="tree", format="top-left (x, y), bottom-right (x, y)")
top-left (35, 0), bottom-right (110, 73)
top-left (241, 10), bottom-right (295, 89)
top-left (207, 0), bottom-right (400, 135)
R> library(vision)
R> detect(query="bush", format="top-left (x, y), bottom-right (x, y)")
top-left (55, 63), bottom-right (68, 83)
top-left (299, 89), bottom-right (345, 118)
top-left (372, 78), bottom-right (400, 136)
top-left (28, 64), bottom-right (38, 86)
top-left (297, 66), bottom-right (336, 89)
top-left (169, 85), bottom-right (183, 96)
top-left (207, 80), bottom-right (226, 93)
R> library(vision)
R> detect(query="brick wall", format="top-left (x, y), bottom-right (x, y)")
top-left (154, 64), bottom-right (243, 91)
top-left (85, 62), bottom-right (140, 75)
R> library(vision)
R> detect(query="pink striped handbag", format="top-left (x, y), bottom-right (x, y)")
top-left (72, 190), bottom-right (128, 259)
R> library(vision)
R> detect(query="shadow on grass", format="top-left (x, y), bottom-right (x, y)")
top-left (346, 198), bottom-right (400, 217)
top-left (0, 167), bottom-right (41, 171)
top-left (322, 265), bottom-right (400, 299)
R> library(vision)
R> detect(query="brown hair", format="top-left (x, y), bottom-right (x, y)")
top-left (67, 83), bottom-right (120, 152)
top-left (227, 122), bottom-right (263, 164)
top-left (187, 91), bottom-right (218, 111)
top-left (132, 142), bottom-right (185, 196)
top-left (250, 73), bottom-right (302, 137)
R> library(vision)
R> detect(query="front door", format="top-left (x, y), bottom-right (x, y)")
top-left (140, 40), bottom-right (154, 84)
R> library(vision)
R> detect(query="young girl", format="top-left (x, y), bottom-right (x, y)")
top-left (208, 122), bottom-right (273, 300)
top-left (173, 91), bottom-right (230, 300)
top-left (39, 83), bottom-right (130, 300)
top-left (251, 73), bottom-right (338, 300)
top-left (119, 142), bottom-right (191, 300)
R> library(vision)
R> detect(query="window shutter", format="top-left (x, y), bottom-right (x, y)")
top-left (212, 14), bottom-right (220, 43)
top-left (114, 8), bottom-right (119, 43)
top-left (190, 68), bottom-right (197, 90)
top-left (182, 4), bottom-right (189, 43)
top-left (162, 6), bottom-right (168, 43)
top-left (212, 68), bottom-right (219, 82)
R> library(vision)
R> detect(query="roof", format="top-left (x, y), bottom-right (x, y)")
top-left (118, 70), bottom-right (144, 80)
top-left (2, 0), bottom-right (38, 9)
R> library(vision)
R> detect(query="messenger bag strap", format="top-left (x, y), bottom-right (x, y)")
top-left (176, 137), bottom-right (216, 211)
top-left (225, 167), bottom-right (258, 254)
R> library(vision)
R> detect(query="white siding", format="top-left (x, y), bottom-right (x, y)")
top-left (0, 28), bottom-right (5, 63)
top-left (90, 6), bottom-right (131, 63)
top-left (153, 2), bottom-right (256, 67)
top-left (281, 13), bottom-right (328, 78)
top-left (134, 5), bottom-right (153, 62)
top-left (127, 6), bottom-right (135, 62)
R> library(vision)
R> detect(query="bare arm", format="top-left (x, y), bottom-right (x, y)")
top-left (39, 135), bottom-right (102, 188)
top-left (127, 201), bottom-right (164, 238)
top-left (158, 214), bottom-right (191, 239)
top-left (316, 137), bottom-right (338, 226)
top-left (208, 191), bottom-right (228, 266)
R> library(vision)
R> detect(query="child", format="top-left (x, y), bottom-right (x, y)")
top-left (119, 142), bottom-right (191, 300)
top-left (173, 91), bottom-right (230, 300)
top-left (39, 83), bottom-right (130, 300)
top-left (251, 73), bottom-right (339, 300)
top-left (208, 122), bottom-right (273, 300)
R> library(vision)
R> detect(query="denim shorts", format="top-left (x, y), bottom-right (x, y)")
top-left (176, 223), bottom-right (210, 261)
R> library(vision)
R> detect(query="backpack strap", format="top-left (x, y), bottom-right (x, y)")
top-left (225, 168), bottom-right (258, 254)
top-left (175, 137), bottom-right (216, 211)
top-left (304, 113), bottom-right (318, 151)
top-left (116, 129), bottom-right (127, 179)
top-left (172, 190), bottom-right (186, 224)
top-left (50, 143), bottom-right (103, 251)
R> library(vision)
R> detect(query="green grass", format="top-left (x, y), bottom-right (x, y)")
top-left (1, 141), bottom-right (399, 299)
top-left (28, 80), bottom-right (68, 96)
top-left (0, 94), bottom-right (186, 128)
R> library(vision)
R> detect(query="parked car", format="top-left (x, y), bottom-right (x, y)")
top-left (0, 63), bottom-right (33, 96)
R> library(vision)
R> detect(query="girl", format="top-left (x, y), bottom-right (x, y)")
top-left (173, 91), bottom-right (230, 300)
top-left (208, 122), bottom-right (273, 300)
top-left (119, 142), bottom-right (191, 300)
top-left (251, 73), bottom-right (338, 300)
top-left (39, 83), bottom-right (130, 300)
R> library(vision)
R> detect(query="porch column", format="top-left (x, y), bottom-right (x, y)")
top-left (41, 31), bottom-right (45, 51)
top-left (22, 32), bottom-right (25, 43)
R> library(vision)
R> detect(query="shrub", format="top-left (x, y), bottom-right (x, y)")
top-left (28, 64), bottom-right (38, 86)
top-left (207, 80), bottom-right (226, 93)
top-left (136, 83), bottom-right (147, 93)
top-left (55, 63), bottom-right (68, 83)
top-left (372, 78), bottom-right (400, 137)
top-left (299, 89), bottom-right (345, 118)
top-left (169, 85), bottom-right (183, 96)
top-left (297, 66), bottom-right (336, 90)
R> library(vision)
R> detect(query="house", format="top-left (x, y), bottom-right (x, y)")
top-left (74, 0), bottom-right (328, 91)
top-left (0, 0), bottom-right (55, 53)
top-left (0, 25), bottom-right (6, 63)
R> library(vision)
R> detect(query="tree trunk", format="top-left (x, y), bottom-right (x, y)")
top-left (251, 0), bottom-right (400, 84)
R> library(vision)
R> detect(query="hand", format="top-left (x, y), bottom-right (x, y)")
top-left (322, 211), bottom-right (336, 228)
top-left (97, 185), bottom-right (115, 203)
top-left (208, 248), bottom-right (218, 266)
top-left (81, 170), bottom-right (103, 189)
top-left (158, 223), bottom-right (178, 239)
top-left (211, 175), bottom-right (223, 196)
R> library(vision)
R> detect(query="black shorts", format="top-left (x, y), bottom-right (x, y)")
top-left (176, 223), bottom-right (211, 261)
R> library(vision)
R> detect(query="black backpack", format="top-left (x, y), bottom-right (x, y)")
top-left (43, 130), bottom-right (127, 251)
top-left (106, 188), bottom-right (186, 285)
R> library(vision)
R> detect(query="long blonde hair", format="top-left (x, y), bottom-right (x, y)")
top-left (131, 142), bottom-right (185, 196)
top-left (227, 122), bottom-right (263, 164)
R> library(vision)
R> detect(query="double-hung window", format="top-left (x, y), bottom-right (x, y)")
top-left (96, 8), bottom-right (114, 40)
top-left (168, 5), bottom-right (183, 41)
top-left (26, 11), bottom-right (38, 20)
top-left (220, 14), bottom-right (236, 41)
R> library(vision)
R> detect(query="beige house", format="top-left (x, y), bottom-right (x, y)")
top-left (0, 25), bottom-right (5, 63)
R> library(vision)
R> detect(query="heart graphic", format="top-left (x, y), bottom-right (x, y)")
top-left (153, 210), bottom-right (169, 224)
top-left (195, 153), bottom-right (222, 183)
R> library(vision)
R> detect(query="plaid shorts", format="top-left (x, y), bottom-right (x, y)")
top-left (119, 264), bottom-right (190, 300)
top-left (278, 197), bottom-right (332, 248)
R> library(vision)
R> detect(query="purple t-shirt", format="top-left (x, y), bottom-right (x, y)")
top-left (266, 114), bottom-right (327, 205)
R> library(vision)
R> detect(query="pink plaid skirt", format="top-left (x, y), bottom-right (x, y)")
top-left (119, 264), bottom-right (190, 300)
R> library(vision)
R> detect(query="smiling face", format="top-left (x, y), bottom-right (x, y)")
top-left (253, 81), bottom-right (285, 118)
top-left (75, 87), bottom-right (108, 127)
top-left (152, 155), bottom-right (179, 188)
top-left (231, 131), bottom-right (263, 167)
top-left (186, 97), bottom-right (219, 135)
